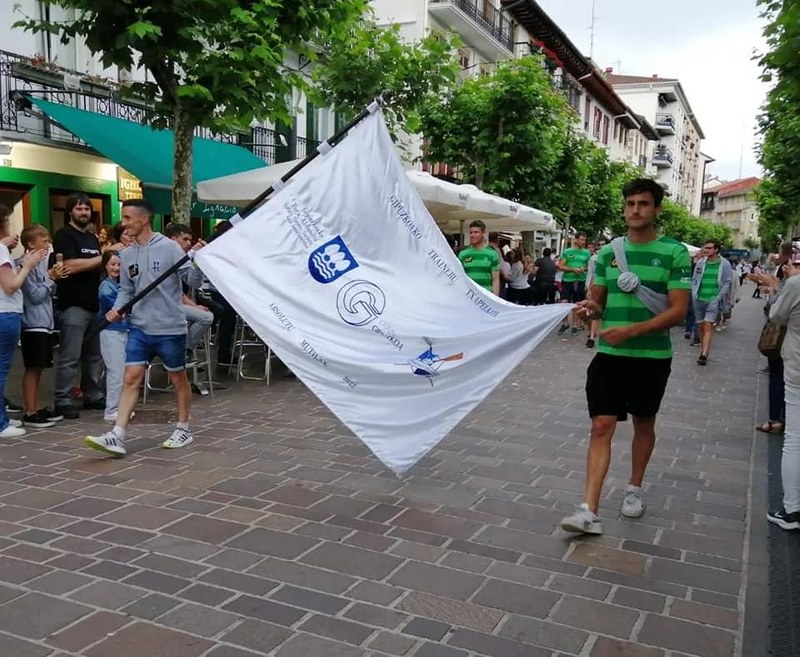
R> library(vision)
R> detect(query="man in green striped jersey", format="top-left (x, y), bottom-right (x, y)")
top-left (557, 232), bottom-right (591, 335)
top-left (560, 179), bottom-right (691, 536)
top-left (458, 220), bottom-right (500, 295)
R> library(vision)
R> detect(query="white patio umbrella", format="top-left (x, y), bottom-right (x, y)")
top-left (197, 163), bottom-right (556, 233)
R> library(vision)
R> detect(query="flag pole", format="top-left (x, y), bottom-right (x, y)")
top-left (103, 91), bottom-right (392, 327)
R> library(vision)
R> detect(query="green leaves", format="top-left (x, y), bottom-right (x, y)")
top-left (127, 20), bottom-right (161, 40)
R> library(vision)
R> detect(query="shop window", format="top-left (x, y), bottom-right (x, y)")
top-left (602, 116), bottom-right (610, 145)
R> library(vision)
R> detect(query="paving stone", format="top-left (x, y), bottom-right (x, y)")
top-left (98, 503), bottom-right (185, 529)
top-left (220, 619), bottom-right (292, 654)
top-left (28, 570), bottom-right (93, 595)
top-left (124, 568), bottom-right (190, 594)
top-left (669, 599), bottom-right (739, 630)
top-left (551, 596), bottom-right (638, 639)
top-left (414, 642), bottom-right (468, 657)
top-left (164, 516), bottom-right (248, 544)
top-left (0, 488), bottom-right (73, 509)
top-left (248, 557), bottom-right (357, 594)
top-left (138, 533), bottom-right (221, 560)
top-left (204, 548), bottom-right (265, 571)
top-left (297, 613), bottom-right (374, 645)
top-left (94, 526), bottom-right (155, 546)
top-left (50, 496), bottom-right (120, 518)
top-left (473, 579), bottom-right (560, 618)
top-left (159, 602), bottom-right (240, 637)
top-left (569, 543), bottom-right (648, 575)
top-left (362, 503), bottom-right (404, 523)
top-left (200, 567), bottom-right (279, 596)
top-left (396, 591), bottom-right (503, 633)
top-left (96, 546), bottom-right (147, 563)
top-left (647, 558), bottom-right (740, 595)
top-left (70, 580), bottom-right (146, 609)
top-left (271, 584), bottom-right (349, 615)
top-left (223, 594), bottom-right (307, 626)
top-left (498, 614), bottom-right (589, 654)
top-left (0, 555), bottom-right (51, 583)
top-left (345, 602), bottom-right (407, 629)
top-left (368, 630), bottom-right (417, 655)
top-left (0, 592), bottom-right (91, 639)
top-left (638, 614), bottom-right (735, 657)
top-left (121, 593), bottom-right (183, 620)
top-left (348, 580), bottom-right (405, 606)
top-left (0, 582), bottom-right (25, 604)
top-left (274, 632), bottom-right (364, 657)
top-left (448, 628), bottom-right (551, 657)
top-left (49, 610), bottom-right (130, 652)
top-left (389, 562), bottom-right (484, 601)
top-left (225, 527), bottom-right (318, 558)
top-left (0, 633), bottom-right (54, 657)
top-left (611, 587), bottom-right (666, 613)
top-left (590, 637), bottom-right (665, 657)
top-left (473, 525), bottom-right (567, 559)
top-left (82, 559), bottom-right (139, 580)
top-left (303, 542), bottom-right (403, 579)
top-left (181, 582), bottom-right (237, 606)
top-left (439, 551), bottom-right (492, 573)
top-left (390, 509), bottom-right (482, 540)
top-left (402, 617), bottom-right (450, 641)
top-left (84, 621), bottom-right (213, 657)
top-left (206, 647), bottom-right (264, 657)
top-left (11, 527), bottom-right (61, 544)
top-left (447, 539), bottom-right (521, 564)
top-left (548, 572), bottom-right (612, 600)
top-left (132, 552), bottom-right (207, 578)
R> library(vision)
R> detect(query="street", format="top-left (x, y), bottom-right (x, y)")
top-left (0, 293), bottom-right (768, 657)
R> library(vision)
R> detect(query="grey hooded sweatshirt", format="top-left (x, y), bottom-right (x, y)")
top-left (16, 256), bottom-right (55, 331)
top-left (114, 233), bottom-right (204, 335)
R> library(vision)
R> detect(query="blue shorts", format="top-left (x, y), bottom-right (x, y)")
top-left (126, 327), bottom-right (186, 371)
top-left (694, 299), bottom-right (720, 324)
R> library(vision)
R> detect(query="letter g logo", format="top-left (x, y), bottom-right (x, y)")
top-left (336, 280), bottom-right (386, 327)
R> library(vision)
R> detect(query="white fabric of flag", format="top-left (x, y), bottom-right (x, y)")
top-left (195, 108), bottom-right (570, 475)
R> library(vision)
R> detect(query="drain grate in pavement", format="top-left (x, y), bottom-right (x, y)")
top-left (767, 436), bottom-right (800, 656)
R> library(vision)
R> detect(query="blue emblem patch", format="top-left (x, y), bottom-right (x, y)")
top-left (308, 236), bottom-right (359, 284)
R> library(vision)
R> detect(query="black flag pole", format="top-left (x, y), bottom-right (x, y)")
top-left (100, 91), bottom-right (392, 329)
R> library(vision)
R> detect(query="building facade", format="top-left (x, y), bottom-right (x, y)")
top-left (699, 176), bottom-right (760, 249)
top-left (605, 72), bottom-right (705, 214)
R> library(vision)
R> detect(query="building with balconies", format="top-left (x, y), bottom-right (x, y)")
top-left (499, 0), bottom-right (658, 172)
top-left (605, 72), bottom-right (706, 215)
top-left (699, 176), bottom-right (760, 249)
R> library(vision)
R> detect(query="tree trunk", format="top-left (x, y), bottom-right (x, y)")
top-left (521, 231), bottom-right (536, 256)
top-left (171, 102), bottom-right (194, 224)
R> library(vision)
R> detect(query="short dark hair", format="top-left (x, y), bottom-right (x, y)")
top-left (121, 198), bottom-right (154, 218)
top-left (112, 223), bottom-right (126, 242)
top-left (65, 193), bottom-right (92, 217)
top-left (622, 178), bottom-right (664, 207)
top-left (575, 231), bottom-right (587, 240)
top-left (0, 204), bottom-right (9, 226)
top-left (469, 220), bottom-right (487, 232)
top-left (542, 247), bottom-right (552, 257)
top-left (704, 239), bottom-right (722, 252)
top-left (20, 224), bottom-right (48, 248)
top-left (165, 222), bottom-right (192, 239)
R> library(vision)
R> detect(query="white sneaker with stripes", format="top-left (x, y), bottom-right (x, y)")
top-left (84, 431), bottom-right (126, 456)
top-left (162, 428), bottom-right (193, 449)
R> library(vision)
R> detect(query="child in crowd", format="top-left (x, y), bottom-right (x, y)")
top-left (18, 225), bottom-right (67, 428)
top-left (98, 250), bottom-right (129, 422)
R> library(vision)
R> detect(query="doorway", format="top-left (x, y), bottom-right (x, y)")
top-left (0, 185), bottom-right (32, 257)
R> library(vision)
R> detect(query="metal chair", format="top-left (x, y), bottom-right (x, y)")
top-left (188, 326), bottom-right (214, 396)
top-left (231, 315), bottom-right (274, 384)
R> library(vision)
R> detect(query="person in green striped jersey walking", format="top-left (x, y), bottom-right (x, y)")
top-left (557, 232), bottom-right (591, 335)
top-left (458, 220), bottom-right (500, 296)
top-left (560, 179), bottom-right (691, 536)
top-left (690, 240), bottom-right (733, 366)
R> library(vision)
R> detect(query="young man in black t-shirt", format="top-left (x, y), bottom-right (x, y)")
top-left (52, 193), bottom-right (104, 419)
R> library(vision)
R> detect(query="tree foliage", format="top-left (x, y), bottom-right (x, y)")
top-left (312, 21), bottom-right (461, 136)
top-left (16, 0), bottom-right (368, 221)
top-left (655, 200), bottom-right (732, 248)
top-left (755, 0), bottom-right (800, 249)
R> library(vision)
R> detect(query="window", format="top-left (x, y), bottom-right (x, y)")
top-left (305, 100), bottom-right (319, 141)
top-left (458, 49), bottom-right (470, 70)
top-left (584, 98), bottom-right (592, 131)
top-left (602, 116), bottom-right (610, 144)
top-left (593, 108), bottom-right (602, 139)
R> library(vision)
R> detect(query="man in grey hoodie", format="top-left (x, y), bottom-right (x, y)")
top-left (84, 199), bottom-right (205, 456)
top-left (690, 239), bottom-right (733, 366)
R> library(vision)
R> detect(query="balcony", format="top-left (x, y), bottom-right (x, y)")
top-left (652, 146), bottom-right (673, 168)
top-left (655, 113), bottom-right (675, 135)
top-left (429, 0), bottom-right (514, 61)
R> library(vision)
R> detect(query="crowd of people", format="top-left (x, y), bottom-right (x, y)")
top-left (0, 194), bottom-right (241, 458)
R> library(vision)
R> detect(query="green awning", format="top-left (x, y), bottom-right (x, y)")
top-left (29, 97), bottom-right (265, 187)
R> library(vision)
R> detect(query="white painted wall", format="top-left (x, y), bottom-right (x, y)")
top-left (6, 141), bottom-right (118, 181)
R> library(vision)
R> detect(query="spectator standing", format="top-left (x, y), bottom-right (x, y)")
top-left (84, 199), bottom-right (205, 456)
top-left (52, 193), bottom-right (104, 418)
top-left (558, 232), bottom-right (591, 335)
top-left (507, 251), bottom-right (531, 305)
top-left (0, 206), bottom-right (49, 437)
top-left (690, 239), bottom-right (732, 366)
top-left (17, 225), bottom-right (67, 428)
top-left (458, 220), bottom-right (500, 296)
top-left (98, 250), bottom-right (129, 422)
top-left (532, 248), bottom-right (558, 305)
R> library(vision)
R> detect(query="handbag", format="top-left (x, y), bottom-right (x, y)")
top-left (758, 320), bottom-right (787, 358)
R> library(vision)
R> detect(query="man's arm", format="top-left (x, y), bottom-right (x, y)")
top-left (600, 289), bottom-right (689, 346)
top-left (492, 270), bottom-right (500, 296)
top-left (53, 229), bottom-right (101, 273)
top-left (63, 256), bottom-right (101, 274)
top-left (717, 261), bottom-right (733, 301)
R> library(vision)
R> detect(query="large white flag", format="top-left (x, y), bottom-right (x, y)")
top-left (195, 108), bottom-right (570, 475)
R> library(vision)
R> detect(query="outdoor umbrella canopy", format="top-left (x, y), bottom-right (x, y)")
top-left (197, 163), bottom-right (556, 233)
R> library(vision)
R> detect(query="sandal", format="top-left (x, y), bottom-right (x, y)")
top-left (756, 421), bottom-right (784, 434)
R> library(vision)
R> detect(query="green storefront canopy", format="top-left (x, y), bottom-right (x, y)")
top-left (29, 97), bottom-right (266, 192)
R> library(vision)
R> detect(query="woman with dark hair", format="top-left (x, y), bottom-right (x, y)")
top-left (0, 206), bottom-right (48, 437)
top-left (98, 224), bottom-right (114, 252)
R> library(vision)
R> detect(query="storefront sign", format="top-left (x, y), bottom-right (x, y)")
top-left (117, 169), bottom-right (143, 201)
top-left (191, 201), bottom-right (240, 220)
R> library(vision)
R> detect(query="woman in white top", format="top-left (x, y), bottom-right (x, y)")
top-left (767, 249), bottom-right (800, 529)
top-left (0, 206), bottom-right (48, 438)
top-left (507, 251), bottom-right (531, 305)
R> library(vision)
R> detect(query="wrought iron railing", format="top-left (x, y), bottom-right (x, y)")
top-left (430, 0), bottom-right (514, 52)
top-left (295, 135), bottom-right (322, 160)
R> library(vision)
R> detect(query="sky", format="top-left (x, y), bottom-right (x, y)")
top-left (534, 0), bottom-right (768, 182)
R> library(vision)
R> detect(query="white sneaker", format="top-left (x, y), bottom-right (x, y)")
top-left (621, 485), bottom-right (645, 518)
top-left (560, 503), bottom-right (603, 535)
top-left (0, 425), bottom-right (26, 438)
top-left (8, 419), bottom-right (22, 428)
top-left (84, 431), bottom-right (126, 457)
top-left (103, 411), bottom-right (135, 423)
top-left (162, 428), bottom-right (193, 449)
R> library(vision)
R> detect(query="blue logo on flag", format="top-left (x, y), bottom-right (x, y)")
top-left (308, 236), bottom-right (359, 283)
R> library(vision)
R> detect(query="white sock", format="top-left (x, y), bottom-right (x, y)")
top-left (112, 426), bottom-right (126, 441)
top-left (176, 422), bottom-right (190, 431)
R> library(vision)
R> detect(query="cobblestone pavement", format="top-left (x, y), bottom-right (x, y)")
top-left (0, 293), bottom-right (765, 657)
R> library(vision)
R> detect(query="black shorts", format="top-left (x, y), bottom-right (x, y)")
top-left (21, 331), bottom-right (55, 370)
top-left (586, 352), bottom-right (672, 421)
top-left (562, 280), bottom-right (586, 303)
